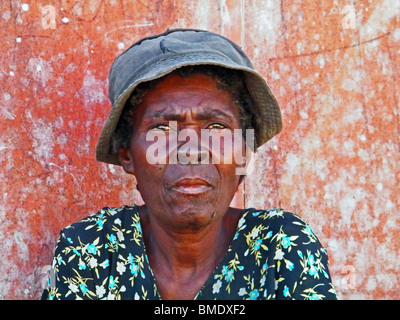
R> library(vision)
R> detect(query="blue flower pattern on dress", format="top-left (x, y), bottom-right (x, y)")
top-left (42, 206), bottom-right (336, 300)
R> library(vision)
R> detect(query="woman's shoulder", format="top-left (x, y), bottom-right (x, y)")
top-left (237, 208), bottom-right (336, 300)
top-left (240, 208), bottom-right (321, 244)
top-left (59, 205), bottom-right (140, 244)
top-left (242, 208), bottom-right (310, 227)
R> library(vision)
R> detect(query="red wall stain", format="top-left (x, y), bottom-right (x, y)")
top-left (0, 0), bottom-right (399, 299)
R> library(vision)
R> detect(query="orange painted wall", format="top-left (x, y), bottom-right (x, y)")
top-left (1, 0), bottom-right (399, 300)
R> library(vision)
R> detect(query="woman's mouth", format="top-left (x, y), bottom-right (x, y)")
top-left (170, 178), bottom-right (213, 195)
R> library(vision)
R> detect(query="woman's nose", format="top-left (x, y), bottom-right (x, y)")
top-left (176, 138), bottom-right (209, 164)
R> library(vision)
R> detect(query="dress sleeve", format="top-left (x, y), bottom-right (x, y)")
top-left (41, 230), bottom-right (98, 300)
top-left (272, 213), bottom-right (337, 300)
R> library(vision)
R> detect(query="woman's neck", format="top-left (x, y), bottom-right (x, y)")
top-left (151, 217), bottom-right (228, 268)
top-left (138, 205), bottom-right (242, 299)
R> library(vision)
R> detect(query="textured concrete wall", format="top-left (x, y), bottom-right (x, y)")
top-left (1, 0), bottom-right (399, 300)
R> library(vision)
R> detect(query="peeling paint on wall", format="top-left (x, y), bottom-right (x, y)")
top-left (0, 0), bottom-right (399, 300)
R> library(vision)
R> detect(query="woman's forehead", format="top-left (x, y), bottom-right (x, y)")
top-left (132, 73), bottom-right (241, 121)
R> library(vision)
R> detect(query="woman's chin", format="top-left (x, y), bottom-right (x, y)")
top-left (164, 209), bottom-right (218, 232)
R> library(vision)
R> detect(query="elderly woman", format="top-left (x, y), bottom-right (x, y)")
top-left (42, 29), bottom-right (336, 300)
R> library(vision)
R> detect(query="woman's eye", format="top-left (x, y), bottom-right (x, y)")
top-left (152, 124), bottom-right (170, 131)
top-left (208, 123), bottom-right (227, 130)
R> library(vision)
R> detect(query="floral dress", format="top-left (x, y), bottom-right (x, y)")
top-left (41, 205), bottom-right (337, 300)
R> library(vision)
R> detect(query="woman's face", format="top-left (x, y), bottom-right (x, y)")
top-left (120, 73), bottom-right (245, 231)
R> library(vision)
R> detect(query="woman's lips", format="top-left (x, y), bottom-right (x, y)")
top-left (170, 178), bottom-right (213, 195)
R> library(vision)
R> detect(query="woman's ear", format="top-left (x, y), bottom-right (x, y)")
top-left (118, 148), bottom-right (135, 174)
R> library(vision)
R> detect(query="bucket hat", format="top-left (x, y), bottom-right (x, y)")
top-left (96, 28), bottom-right (282, 165)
